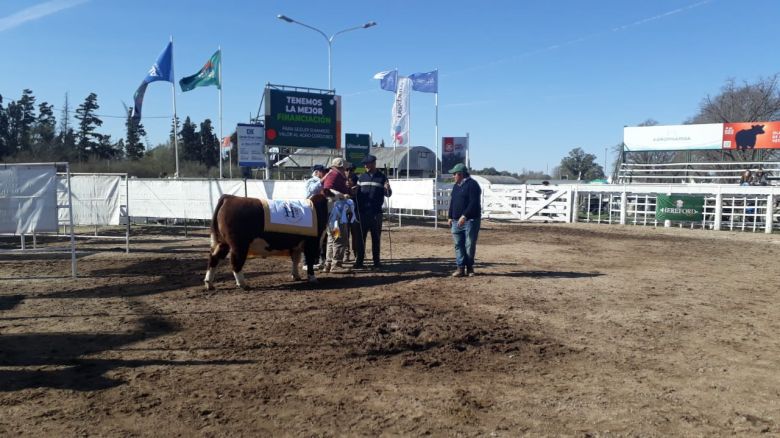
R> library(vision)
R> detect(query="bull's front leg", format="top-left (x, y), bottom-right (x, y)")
top-left (303, 237), bottom-right (319, 283)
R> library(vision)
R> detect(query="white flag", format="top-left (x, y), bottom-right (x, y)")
top-left (391, 77), bottom-right (411, 147)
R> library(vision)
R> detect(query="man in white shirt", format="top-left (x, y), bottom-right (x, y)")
top-left (305, 164), bottom-right (327, 199)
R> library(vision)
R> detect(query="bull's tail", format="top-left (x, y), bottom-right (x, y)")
top-left (210, 195), bottom-right (229, 247)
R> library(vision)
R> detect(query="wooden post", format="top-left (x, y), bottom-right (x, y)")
top-left (766, 193), bottom-right (774, 234)
top-left (714, 192), bottom-right (722, 231)
top-left (570, 187), bottom-right (579, 224)
top-left (619, 191), bottom-right (627, 225)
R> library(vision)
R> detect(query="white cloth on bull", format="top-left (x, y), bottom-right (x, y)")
top-left (328, 199), bottom-right (356, 238)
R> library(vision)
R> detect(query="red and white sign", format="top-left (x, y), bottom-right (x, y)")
top-left (722, 122), bottom-right (780, 150)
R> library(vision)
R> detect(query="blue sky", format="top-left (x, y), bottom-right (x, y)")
top-left (2, 0), bottom-right (779, 173)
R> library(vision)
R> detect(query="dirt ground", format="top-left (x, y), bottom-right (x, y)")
top-left (1, 221), bottom-right (779, 436)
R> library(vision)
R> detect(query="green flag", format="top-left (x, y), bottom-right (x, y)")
top-left (179, 50), bottom-right (221, 92)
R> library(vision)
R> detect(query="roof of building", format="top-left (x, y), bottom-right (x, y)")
top-left (471, 175), bottom-right (523, 185)
top-left (275, 146), bottom-right (438, 171)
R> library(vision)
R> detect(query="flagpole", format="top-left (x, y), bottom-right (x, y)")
top-left (170, 36), bottom-right (180, 178)
top-left (407, 90), bottom-right (411, 180)
top-left (434, 68), bottom-right (439, 230)
top-left (392, 68), bottom-right (398, 179)
top-left (434, 68), bottom-right (439, 180)
top-left (218, 46), bottom-right (223, 179)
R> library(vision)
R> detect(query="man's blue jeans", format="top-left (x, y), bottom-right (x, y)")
top-left (451, 218), bottom-right (480, 268)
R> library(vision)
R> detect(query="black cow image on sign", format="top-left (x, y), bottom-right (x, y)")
top-left (204, 194), bottom-right (329, 290)
top-left (735, 124), bottom-right (765, 151)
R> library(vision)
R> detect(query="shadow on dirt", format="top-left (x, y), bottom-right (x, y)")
top-left (0, 306), bottom-right (251, 391)
top-left (33, 258), bottom-right (205, 300)
top-left (0, 294), bottom-right (24, 311)
top-left (498, 270), bottom-right (604, 279)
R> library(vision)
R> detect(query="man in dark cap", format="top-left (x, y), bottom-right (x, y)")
top-left (447, 163), bottom-right (481, 277)
top-left (344, 162), bottom-right (360, 262)
top-left (354, 154), bottom-right (392, 269)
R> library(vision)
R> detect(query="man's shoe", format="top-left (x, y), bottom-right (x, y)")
top-left (372, 262), bottom-right (383, 270)
top-left (452, 267), bottom-right (465, 277)
top-left (466, 267), bottom-right (476, 277)
top-left (321, 264), bottom-right (331, 273)
top-left (353, 262), bottom-right (365, 269)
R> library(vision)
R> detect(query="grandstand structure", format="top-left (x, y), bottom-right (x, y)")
top-left (618, 122), bottom-right (780, 185)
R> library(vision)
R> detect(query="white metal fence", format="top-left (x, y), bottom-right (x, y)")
top-left (574, 184), bottom-right (779, 233)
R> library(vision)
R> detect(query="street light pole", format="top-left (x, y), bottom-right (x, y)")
top-left (277, 15), bottom-right (377, 90)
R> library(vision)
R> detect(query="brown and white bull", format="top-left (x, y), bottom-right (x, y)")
top-left (204, 194), bottom-right (329, 290)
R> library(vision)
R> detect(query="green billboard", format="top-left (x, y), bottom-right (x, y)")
top-left (264, 88), bottom-right (339, 149)
top-left (345, 133), bottom-right (371, 172)
top-left (655, 195), bottom-right (704, 222)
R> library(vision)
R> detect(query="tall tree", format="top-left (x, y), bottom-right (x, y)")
top-left (74, 93), bottom-right (103, 161)
top-left (169, 115), bottom-right (181, 146)
top-left (16, 89), bottom-right (36, 153)
top-left (198, 119), bottom-right (218, 168)
top-left (558, 147), bottom-right (605, 180)
top-left (5, 100), bottom-right (21, 154)
top-left (180, 117), bottom-right (199, 163)
top-left (125, 108), bottom-right (146, 160)
top-left (93, 134), bottom-right (121, 160)
top-left (34, 101), bottom-right (57, 153)
top-left (53, 92), bottom-right (76, 160)
top-left (0, 95), bottom-right (8, 158)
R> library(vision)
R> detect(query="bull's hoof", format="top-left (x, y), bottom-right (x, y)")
top-left (204, 281), bottom-right (215, 291)
top-left (291, 274), bottom-right (302, 281)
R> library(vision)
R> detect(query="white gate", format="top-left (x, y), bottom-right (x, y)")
top-left (482, 184), bottom-right (572, 222)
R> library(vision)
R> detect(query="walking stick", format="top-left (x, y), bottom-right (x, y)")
top-left (385, 195), bottom-right (393, 263)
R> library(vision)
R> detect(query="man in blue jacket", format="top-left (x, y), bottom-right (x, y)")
top-left (354, 154), bottom-right (392, 269)
top-left (447, 163), bottom-right (481, 277)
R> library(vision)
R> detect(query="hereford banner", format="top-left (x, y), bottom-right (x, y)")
top-left (655, 195), bottom-right (704, 222)
top-left (264, 88), bottom-right (339, 149)
top-left (722, 122), bottom-right (780, 150)
top-left (442, 136), bottom-right (468, 173)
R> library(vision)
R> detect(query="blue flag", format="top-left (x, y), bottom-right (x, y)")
top-left (144, 42), bottom-right (174, 84)
top-left (373, 70), bottom-right (398, 92)
top-left (132, 42), bottom-right (175, 121)
top-left (409, 70), bottom-right (438, 93)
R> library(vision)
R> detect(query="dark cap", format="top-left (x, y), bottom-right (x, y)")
top-left (448, 163), bottom-right (468, 174)
top-left (312, 164), bottom-right (326, 172)
top-left (361, 154), bottom-right (377, 164)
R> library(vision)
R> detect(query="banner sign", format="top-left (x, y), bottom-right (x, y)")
top-left (722, 122), bottom-right (780, 150)
top-left (442, 136), bottom-right (468, 173)
top-left (623, 124), bottom-right (722, 151)
top-left (264, 88), bottom-right (339, 149)
top-left (345, 133), bottom-right (371, 172)
top-left (655, 195), bottom-right (704, 222)
top-left (236, 123), bottom-right (266, 167)
top-left (0, 164), bottom-right (58, 234)
top-left (391, 77), bottom-right (411, 147)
